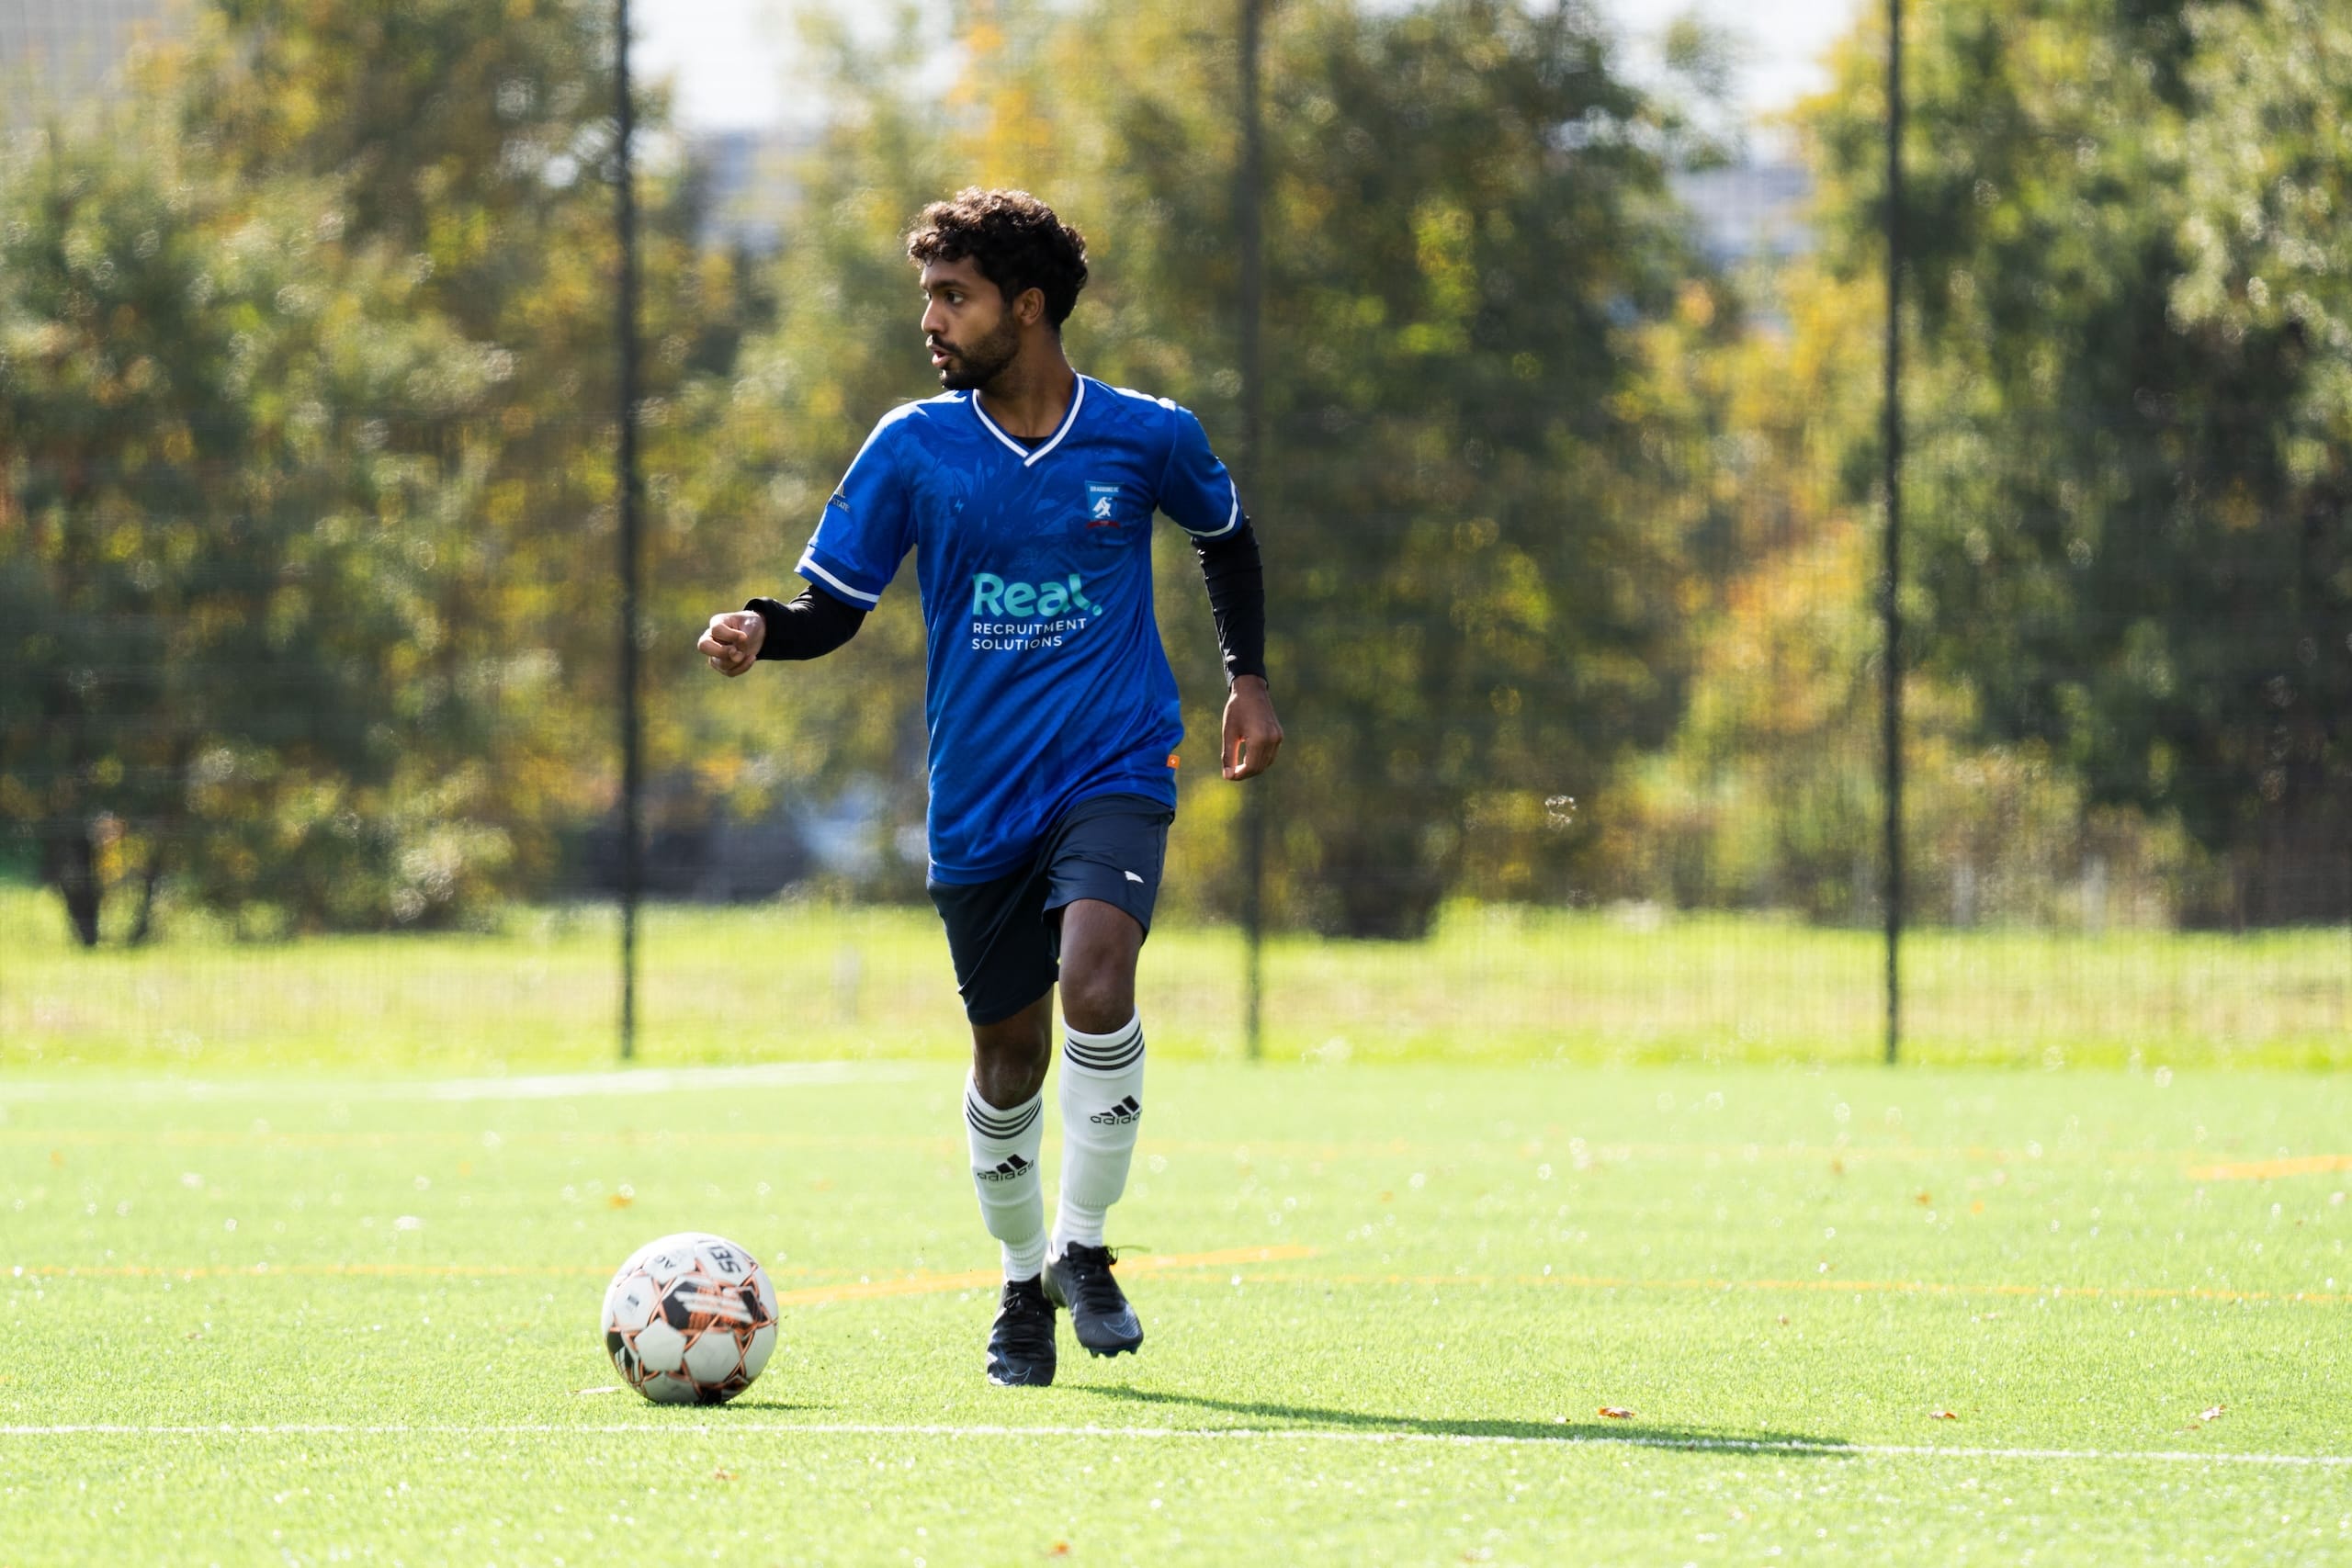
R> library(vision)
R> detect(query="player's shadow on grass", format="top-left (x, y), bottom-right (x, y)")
top-left (1073, 1383), bottom-right (1847, 1454)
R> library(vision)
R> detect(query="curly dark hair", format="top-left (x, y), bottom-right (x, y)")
top-left (906, 188), bottom-right (1090, 329)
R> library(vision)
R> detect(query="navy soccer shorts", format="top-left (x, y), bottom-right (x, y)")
top-left (926, 793), bottom-right (1173, 1025)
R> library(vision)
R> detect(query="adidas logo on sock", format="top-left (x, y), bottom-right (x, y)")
top-left (1089, 1096), bottom-right (1141, 1126)
top-left (977, 1154), bottom-right (1033, 1183)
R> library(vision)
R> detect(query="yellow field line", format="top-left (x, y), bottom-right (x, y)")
top-left (5, 1246), bottom-right (1313, 1292)
top-left (2187, 1154), bottom-right (2352, 1181)
top-left (1252, 1270), bottom-right (2349, 1308)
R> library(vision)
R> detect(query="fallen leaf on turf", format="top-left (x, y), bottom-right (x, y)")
top-left (1598, 1406), bottom-right (1635, 1419)
top-left (2199, 1404), bottom-right (2225, 1422)
top-left (606, 1193), bottom-right (633, 1209)
top-left (1929, 1409), bottom-right (1958, 1420)
top-left (1047, 1544), bottom-right (1070, 1558)
top-left (573, 1385), bottom-right (624, 1396)
top-left (1777, 1315), bottom-right (1789, 1325)
top-left (49, 1150), bottom-right (64, 1168)
top-left (713, 1467), bottom-right (736, 1482)
top-left (1915, 1190), bottom-right (1932, 1205)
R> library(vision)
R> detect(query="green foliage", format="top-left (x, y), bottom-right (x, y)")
top-left (0, 0), bottom-right (755, 941)
top-left (1806, 0), bottom-right (2352, 923)
top-left (1609, 260), bottom-right (2217, 929)
top-left (1230, 1), bottom-right (1705, 937)
top-left (167, 0), bottom-right (759, 898)
top-left (0, 127), bottom-right (506, 941)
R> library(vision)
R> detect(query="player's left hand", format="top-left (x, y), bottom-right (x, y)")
top-left (1222, 675), bottom-right (1283, 781)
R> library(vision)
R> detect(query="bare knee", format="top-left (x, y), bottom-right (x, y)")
top-left (1056, 956), bottom-right (1129, 1033)
top-left (1057, 950), bottom-right (1136, 1037)
top-left (970, 992), bottom-right (1053, 1107)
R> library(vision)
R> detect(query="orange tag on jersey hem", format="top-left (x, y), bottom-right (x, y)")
top-left (1166, 753), bottom-right (1181, 769)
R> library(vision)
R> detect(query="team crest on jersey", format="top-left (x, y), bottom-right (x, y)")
top-left (1084, 481), bottom-right (1123, 527)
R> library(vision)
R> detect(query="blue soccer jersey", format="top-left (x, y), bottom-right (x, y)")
top-left (797, 375), bottom-right (1243, 883)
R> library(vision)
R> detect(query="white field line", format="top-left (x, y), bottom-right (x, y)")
top-left (0, 1422), bottom-right (2344, 1468)
top-left (0, 1061), bottom-right (919, 1103)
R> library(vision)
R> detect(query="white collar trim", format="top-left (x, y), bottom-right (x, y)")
top-left (971, 375), bottom-right (1086, 468)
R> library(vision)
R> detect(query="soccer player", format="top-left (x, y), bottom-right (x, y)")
top-left (698, 188), bottom-right (1282, 1387)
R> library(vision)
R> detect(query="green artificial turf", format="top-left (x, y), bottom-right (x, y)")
top-left (5, 886), bottom-right (2348, 1072)
top-left (3, 1061), bottom-right (2347, 1563)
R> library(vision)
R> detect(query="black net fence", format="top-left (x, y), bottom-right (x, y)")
top-left (2, 0), bottom-right (2345, 1076)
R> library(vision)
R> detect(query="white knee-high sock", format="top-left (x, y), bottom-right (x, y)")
top-left (1054, 1013), bottom-right (1146, 1255)
top-left (966, 1075), bottom-right (1046, 1281)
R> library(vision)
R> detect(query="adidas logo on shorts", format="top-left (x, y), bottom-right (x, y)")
top-left (977, 1154), bottom-right (1033, 1183)
top-left (1089, 1096), bottom-right (1141, 1127)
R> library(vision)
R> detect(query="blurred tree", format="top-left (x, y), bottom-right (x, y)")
top-left (1614, 257), bottom-right (2211, 929)
top-left (0, 130), bottom-right (504, 942)
top-left (0, 0), bottom-right (759, 939)
top-left (1808, 0), bottom-right (2351, 923)
top-left (168, 0), bottom-right (756, 899)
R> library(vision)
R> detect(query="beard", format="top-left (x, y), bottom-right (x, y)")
top-left (933, 313), bottom-right (1022, 391)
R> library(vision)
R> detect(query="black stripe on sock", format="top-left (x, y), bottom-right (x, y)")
top-left (1063, 1036), bottom-right (1144, 1065)
top-left (966, 1098), bottom-right (1041, 1138)
top-left (967, 1109), bottom-right (1038, 1145)
top-left (1063, 1031), bottom-right (1143, 1058)
top-left (1063, 1040), bottom-right (1145, 1073)
top-left (966, 1100), bottom-right (1038, 1134)
top-left (964, 1092), bottom-right (1026, 1122)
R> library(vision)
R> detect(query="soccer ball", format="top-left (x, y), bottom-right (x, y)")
top-left (602, 1232), bottom-right (780, 1405)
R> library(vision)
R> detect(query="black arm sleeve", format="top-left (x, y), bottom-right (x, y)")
top-left (746, 583), bottom-right (866, 660)
top-left (1193, 518), bottom-right (1267, 685)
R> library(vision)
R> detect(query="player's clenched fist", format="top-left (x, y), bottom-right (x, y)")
top-left (1222, 675), bottom-right (1283, 781)
top-left (699, 610), bottom-right (765, 676)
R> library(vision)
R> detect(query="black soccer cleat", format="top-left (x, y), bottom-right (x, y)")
top-left (986, 1275), bottom-right (1058, 1387)
top-left (1045, 1243), bottom-right (1144, 1358)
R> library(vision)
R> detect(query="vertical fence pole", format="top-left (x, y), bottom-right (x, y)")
top-left (1881, 0), bottom-right (1905, 1066)
top-left (1236, 0), bottom-right (1269, 1063)
top-left (616, 0), bottom-right (644, 1063)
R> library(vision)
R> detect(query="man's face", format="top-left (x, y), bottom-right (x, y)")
top-left (920, 257), bottom-right (1022, 391)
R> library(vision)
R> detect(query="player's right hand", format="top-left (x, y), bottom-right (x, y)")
top-left (699, 610), bottom-right (765, 677)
